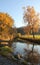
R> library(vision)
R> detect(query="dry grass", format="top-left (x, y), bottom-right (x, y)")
top-left (18, 34), bottom-right (40, 40)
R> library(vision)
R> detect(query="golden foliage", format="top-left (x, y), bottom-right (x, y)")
top-left (0, 12), bottom-right (16, 41)
top-left (23, 6), bottom-right (40, 34)
top-left (0, 12), bottom-right (14, 27)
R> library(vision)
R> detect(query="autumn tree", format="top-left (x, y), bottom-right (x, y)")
top-left (0, 12), bottom-right (14, 27)
top-left (0, 12), bottom-right (16, 41)
top-left (23, 6), bottom-right (40, 36)
top-left (23, 6), bottom-right (40, 56)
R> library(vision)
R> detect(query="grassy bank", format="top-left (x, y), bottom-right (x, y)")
top-left (18, 34), bottom-right (40, 40)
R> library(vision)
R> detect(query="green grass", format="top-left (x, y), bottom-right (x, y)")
top-left (0, 46), bottom-right (13, 56)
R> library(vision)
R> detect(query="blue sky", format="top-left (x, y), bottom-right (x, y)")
top-left (0, 0), bottom-right (40, 27)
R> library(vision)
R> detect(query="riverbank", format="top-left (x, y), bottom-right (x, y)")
top-left (0, 55), bottom-right (24, 65)
top-left (0, 46), bottom-right (27, 65)
top-left (0, 45), bottom-right (40, 65)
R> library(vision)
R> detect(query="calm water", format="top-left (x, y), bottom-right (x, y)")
top-left (12, 42), bottom-right (40, 55)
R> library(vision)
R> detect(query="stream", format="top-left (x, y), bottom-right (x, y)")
top-left (12, 42), bottom-right (40, 55)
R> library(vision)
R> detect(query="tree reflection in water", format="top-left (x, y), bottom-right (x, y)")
top-left (12, 42), bottom-right (40, 65)
top-left (24, 42), bottom-right (40, 65)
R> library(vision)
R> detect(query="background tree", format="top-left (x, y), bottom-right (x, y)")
top-left (23, 6), bottom-right (40, 36)
top-left (23, 6), bottom-right (40, 58)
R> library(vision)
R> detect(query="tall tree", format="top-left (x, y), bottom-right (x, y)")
top-left (23, 6), bottom-right (40, 36)
top-left (23, 6), bottom-right (40, 57)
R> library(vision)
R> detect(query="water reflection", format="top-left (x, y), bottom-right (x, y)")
top-left (12, 42), bottom-right (40, 55)
top-left (11, 42), bottom-right (40, 65)
top-left (12, 42), bottom-right (27, 55)
top-left (1, 41), bottom-right (40, 65)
